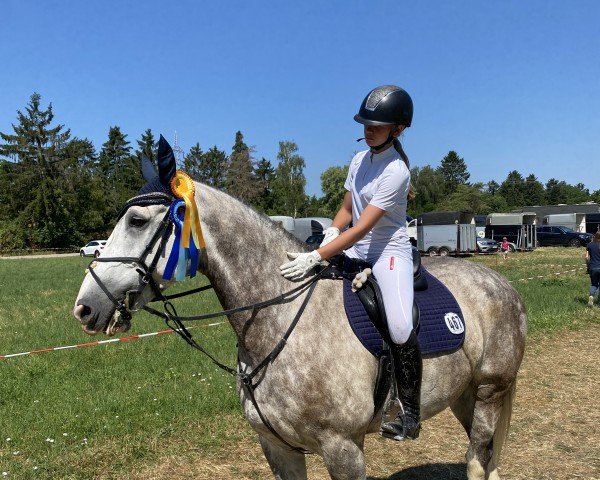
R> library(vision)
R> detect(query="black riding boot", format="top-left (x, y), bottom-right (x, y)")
top-left (380, 331), bottom-right (422, 441)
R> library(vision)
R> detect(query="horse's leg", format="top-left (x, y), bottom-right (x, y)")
top-left (320, 435), bottom-right (366, 480)
top-left (465, 384), bottom-right (512, 480)
top-left (450, 388), bottom-right (475, 437)
top-left (259, 435), bottom-right (307, 480)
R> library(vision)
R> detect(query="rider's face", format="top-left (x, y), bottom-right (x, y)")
top-left (364, 124), bottom-right (403, 148)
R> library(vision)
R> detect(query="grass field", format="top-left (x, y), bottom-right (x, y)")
top-left (0, 248), bottom-right (598, 479)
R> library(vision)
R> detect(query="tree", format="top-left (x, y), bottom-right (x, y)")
top-left (135, 128), bottom-right (157, 166)
top-left (271, 141), bottom-right (307, 217)
top-left (99, 126), bottom-right (141, 213)
top-left (438, 151), bottom-right (470, 194)
top-left (231, 130), bottom-right (248, 156)
top-left (254, 157), bottom-right (276, 213)
top-left (409, 165), bottom-right (445, 217)
top-left (486, 180), bottom-right (500, 196)
top-left (499, 170), bottom-right (526, 209)
top-left (320, 165), bottom-right (348, 218)
top-left (225, 131), bottom-right (260, 203)
top-left (183, 143), bottom-right (204, 181)
top-left (437, 183), bottom-right (489, 214)
top-left (0, 93), bottom-right (75, 247)
top-left (184, 143), bottom-right (229, 188)
top-left (522, 174), bottom-right (546, 206)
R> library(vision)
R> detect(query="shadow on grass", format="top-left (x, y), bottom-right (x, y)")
top-left (368, 462), bottom-right (466, 480)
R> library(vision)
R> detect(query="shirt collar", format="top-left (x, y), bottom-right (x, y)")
top-left (370, 145), bottom-right (396, 162)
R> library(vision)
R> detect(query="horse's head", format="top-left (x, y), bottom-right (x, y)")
top-left (73, 136), bottom-right (180, 335)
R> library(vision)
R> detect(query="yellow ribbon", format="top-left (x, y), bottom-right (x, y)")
top-left (170, 171), bottom-right (205, 249)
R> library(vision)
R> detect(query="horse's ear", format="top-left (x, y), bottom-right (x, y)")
top-left (141, 155), bottom-right (158, 182)
top-left (157, 134), bottom-right (177, 187)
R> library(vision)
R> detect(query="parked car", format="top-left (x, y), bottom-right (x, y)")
top-left (305, 234), bottom-right (324, 251)
top-left (476, 237), bottom-right (499, 254)
top-left (536, 226), bottom-right (593, 247)
top-left (80, 240), bottom-right (107, 257)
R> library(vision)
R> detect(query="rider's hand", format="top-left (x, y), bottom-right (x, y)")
top-left (319, 227), bottom-right (340, 248)
top-left (279, 251), bottom-right (322, 281)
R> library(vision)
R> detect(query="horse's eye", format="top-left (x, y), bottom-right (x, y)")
top-left (129, 216), bottom-right (148, 228)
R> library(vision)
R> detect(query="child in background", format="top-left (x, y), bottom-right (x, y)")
top-left (501, 237), bottom-right (510, 260)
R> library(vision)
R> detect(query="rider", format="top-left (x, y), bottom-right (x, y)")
top-left (279, 85), bottom-right (421, 441)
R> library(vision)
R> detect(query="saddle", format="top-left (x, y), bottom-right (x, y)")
top-left (333, 247), bottom-right (427, 343)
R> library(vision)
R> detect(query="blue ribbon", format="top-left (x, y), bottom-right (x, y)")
top-left (163, 200), bottom-right (200, 281)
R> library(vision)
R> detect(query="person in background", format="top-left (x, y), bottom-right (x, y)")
top-left (279, 85), bottom-right (421, 441)
top-left (585, 231), bottom-right (600, 307)
top-left (500, 237), bottom-right (510, 260)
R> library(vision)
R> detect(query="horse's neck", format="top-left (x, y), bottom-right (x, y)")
top-left (197, 185), bottom-right (307, 349)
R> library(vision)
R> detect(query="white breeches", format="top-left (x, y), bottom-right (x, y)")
top-left (372, 254), bottom-right (414, 345)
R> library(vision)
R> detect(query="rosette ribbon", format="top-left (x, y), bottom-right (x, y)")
top-left (163, 200), bottom-right (200, 281)
top-left (162, 171), bottom-right (205, 281)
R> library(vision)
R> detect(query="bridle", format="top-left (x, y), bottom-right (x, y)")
top-left (85, 190), bottom-right (339, 453)
top-left (87, 192), bottom-right (175, 323)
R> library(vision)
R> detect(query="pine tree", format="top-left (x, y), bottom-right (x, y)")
top-left (184, 143), bottom-right (204, 181)
top-left (99, 126), bottom-right (140, 213)
top-left (226, 131), bottom-right (260, 203)
top-left (271, 141), bottom-right (307, 217)
top-left (254, 157), bottom-right (276, 213)
top-left (438, 151), bottom-right (470, 194)
top-left (499, 171), bottom-right (526, 208)
top-left (522, 174), bottom-right (546, 206)
top-left (185, 144), bottom-right (228, 189)
top-left (135, 129), bottom-right (157, 166)
top-left (0, 93), bottom-right (74, 247)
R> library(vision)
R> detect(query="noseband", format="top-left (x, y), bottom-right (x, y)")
top-left (86, 192), bottom-right (175, 321)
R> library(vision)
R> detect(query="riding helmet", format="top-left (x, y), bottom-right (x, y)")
top-left (354, 85), bottom-right (413, 127)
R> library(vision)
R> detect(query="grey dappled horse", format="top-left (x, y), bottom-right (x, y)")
top-left (74, 183), bottom-right (527, 480)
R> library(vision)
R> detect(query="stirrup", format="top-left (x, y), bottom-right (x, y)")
top-left (380, 414), bottom-right (421, 441)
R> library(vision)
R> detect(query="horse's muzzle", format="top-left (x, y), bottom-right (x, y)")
top-left (73, 301), bottom-right (130, 336)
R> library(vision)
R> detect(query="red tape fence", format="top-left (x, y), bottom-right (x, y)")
top-left (0, 322), bottom-right (225, 360)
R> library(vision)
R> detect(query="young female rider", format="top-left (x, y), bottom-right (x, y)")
top-left (279, 85), bottom-right (421, 441)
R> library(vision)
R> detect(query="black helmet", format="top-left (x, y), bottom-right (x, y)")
top-left (354, 85), bottom-right (413, 127)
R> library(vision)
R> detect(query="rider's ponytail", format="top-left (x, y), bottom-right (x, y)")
top-left (393, 138), bottom-right (416, 201)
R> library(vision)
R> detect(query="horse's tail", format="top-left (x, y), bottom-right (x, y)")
top-left (492, 380), bottom-right (516, 469)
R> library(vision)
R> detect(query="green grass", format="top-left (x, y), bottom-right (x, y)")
top-left (0, 256), bottom-right (241, 479)
top-left (469, 247), bottom-right (599, 334)
top-left (0, 248), bottom-right (598, 478)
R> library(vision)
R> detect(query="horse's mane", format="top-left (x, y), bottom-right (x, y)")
top-left (196, 182), bottom-right (307, 252)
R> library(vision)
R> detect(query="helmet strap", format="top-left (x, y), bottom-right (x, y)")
top-left (370, 132), bottom-right (395, 153)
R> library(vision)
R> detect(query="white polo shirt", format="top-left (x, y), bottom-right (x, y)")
top-left (343, 146), bottom-right (411, 263)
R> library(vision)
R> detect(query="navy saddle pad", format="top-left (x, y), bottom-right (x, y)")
top-left (343, 267), bottom-right (465, 357)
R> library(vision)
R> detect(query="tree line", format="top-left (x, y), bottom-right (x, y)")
top-left (1, 93), bottom-right (598, 250)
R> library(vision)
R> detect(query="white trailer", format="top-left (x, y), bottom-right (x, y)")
top-left (543, 213), bottom-right (586, 232)
top-left (416, 212), bottom-right (477, 256)
top-left (268, 216), bottom-right (332, 242)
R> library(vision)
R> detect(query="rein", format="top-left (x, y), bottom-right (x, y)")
top-left (87, 192), bottom-right (336, 453)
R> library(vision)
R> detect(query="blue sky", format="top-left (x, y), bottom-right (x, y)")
top-left (1, 1), bottom-right (598, 196)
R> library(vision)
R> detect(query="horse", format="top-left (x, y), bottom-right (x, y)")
top-left (74, 172), bottom-right (526, 480)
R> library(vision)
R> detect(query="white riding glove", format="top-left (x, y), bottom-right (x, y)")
top-left (319, 227), bottom-right (340, 248)
top-left (352, 268), bottom-right (372, 292)
top-left (279, 251), bottom-right (322, 281)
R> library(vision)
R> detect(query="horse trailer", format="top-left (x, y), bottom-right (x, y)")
top-left (586, 213), bottom-right (600, 234)
top-left (485, 212), bottom-right (537, 250)
top-left (269, 216), bottom-right (332, 242)
top-left (417, 211), bottom-right (477, 256)
top-left (543, 213), bottom-right (586, 232)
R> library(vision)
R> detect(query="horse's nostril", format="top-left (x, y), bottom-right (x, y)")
top-left (74, 304), bottom-right (92, 323)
